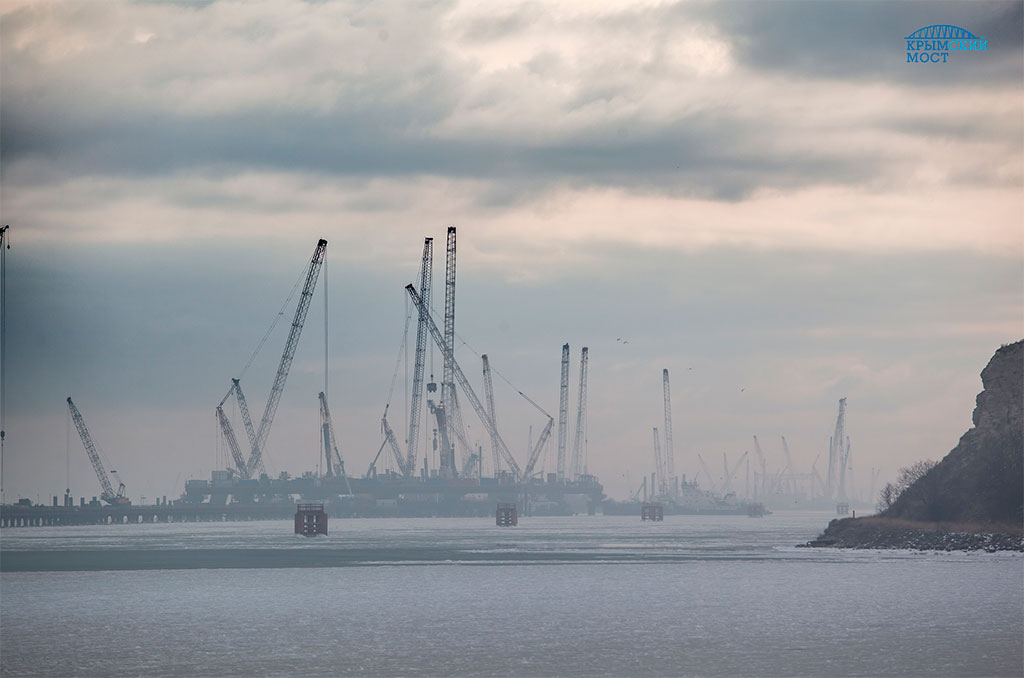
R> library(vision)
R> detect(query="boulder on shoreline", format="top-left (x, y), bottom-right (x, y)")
top-left (802, 516), bottom-right (1023, 552)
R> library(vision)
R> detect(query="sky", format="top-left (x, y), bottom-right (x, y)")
top-left (1, 0), bottom-right (1021, 504)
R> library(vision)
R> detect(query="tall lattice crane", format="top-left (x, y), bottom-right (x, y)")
top-left (652, 427), bottom-right (667, 496)
top-left (523, 416), bottom-right (554, 480)
top-left (216, 239), bottom-right (327, 478)
top-left (245, 239), bottom-right (327, 475)
top-left (66, 397), bottom-right (129, 505)
top-left (482, 355), bottom-right (502, 475)
top-left (406, 237), bottom-right (432, 476)
top-left (439, 227), bottom-right (458, 478)
top-left (319, 392), bottom-right (352, 493)
top-left (662, 369), bottom-right (675, 490)
top-left (405, 284), bottom-right (523, 479)
top-left (827, 398), bottom-right (847, 499)
top-left (570, 347), bottom-right (589, 479)
top-left (556, 343), bottom-right (570, 482)
top-left (752, 435), bottom-right (768, 498)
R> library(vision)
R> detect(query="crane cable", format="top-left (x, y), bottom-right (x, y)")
top-left (425, 299), bottom-right (552, 419)
top-left (238, 266), bottom-right (307, 381)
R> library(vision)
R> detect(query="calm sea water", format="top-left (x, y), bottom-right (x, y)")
top-left (1, 512), bottom-right (1021, 677)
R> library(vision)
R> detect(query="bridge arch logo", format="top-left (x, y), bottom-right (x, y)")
top-left (906, 25), bottom-right (987, 64)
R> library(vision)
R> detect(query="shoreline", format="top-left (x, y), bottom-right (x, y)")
top-left (802, 516), bottom-right (1023, 552)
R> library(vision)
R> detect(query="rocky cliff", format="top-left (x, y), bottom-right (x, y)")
top-left (808, 340), bottom-right (1023, 550)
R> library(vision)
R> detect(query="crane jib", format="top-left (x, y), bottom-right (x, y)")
top-left (239, 239), bottom-right (327, 477)
top-left (405, 284), bottom-right (523, 479)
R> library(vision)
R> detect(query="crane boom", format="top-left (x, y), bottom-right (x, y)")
top-left (406, 238), bottom-right (432, 475)
top-left (246, 239), bottom-right (327, 475)
top-left (405, 284), bottom-right (523, 479)
top-left (827, 398), bottom-right (847, 499)
top-left (570, 347), bottom-right (589, 479)
top-left (67, 397), bottom-right (125, 504)
top-left (232, 379), bottom-right (263, 477)
top-left (662, 369), bottom-right (675, 479)
top-left (381, 413), bottom-right (407, 474)
top-left (482, 355), bottom-right (502, 476)
top-left (523, 416), bottom-right (554, 479)
top-left (216, 406), bottom-right (249, 479)
top-left (652, 427), bottom-right (667, 496)
top-left (556, 343), bottom-right (570, 481)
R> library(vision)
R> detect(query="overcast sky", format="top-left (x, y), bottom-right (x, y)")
top-left (1, 0), bottom-right (1021, 504)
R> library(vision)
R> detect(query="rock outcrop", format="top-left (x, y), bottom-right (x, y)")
top-left (808, 340), bottom-right (1023, 550)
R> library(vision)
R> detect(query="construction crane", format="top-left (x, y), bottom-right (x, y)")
top-left (522, 416), bottom-right (554, 479)
top-left (752, 435), bottom-right (768, 498)
top-left (244, 239), bottom-right (327, 476)
top-left (216, 239), bottom-right (327, 478)
top-left (406, 237), bottom-right (432, 475)
top-left (721, 451), bottom-right (749, 495)
top-left (827, 398), bottom-right (847, 499)
top-left (215, 406), bottom-right (248, 477)
top-left (696, 453), bottom-right (717, 492)
top-left (570, 347), bottom-right (589, 479)
top-left (810, 452), bottom-right (825, 498)
top-left (662, 369), bottom-right (675, 486)
top-left (380, 407), bottom-right (408, 474)
top-left (482, 355), bottom-right (502, 476)
top-left (231, 379), bottom-right (264, 477)
top-left (439, 226), bottom-right (458, 478)
top-left (556, 343), bottom-right (570, 482)
top-left (774, 435), bottom-right (795, 494)
top-left (405, 284), bottom-right (523, 479)
top-left (652, 427), bottom-right (667, 496)
top-left (319, 392), bottom-right (352, 494)
top-left (427, 398), bottom-right (451, 477)
top-left (66, 397), bottom-right (129, 505)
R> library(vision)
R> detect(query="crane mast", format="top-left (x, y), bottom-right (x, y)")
top-left (245, 239), bottom-right (327, 476)
top-left (652, 427), bottom-right (666, 496)
top-left (405, 284), bottom-right (523, 479)
top-left (440, 226), bottom-right (457, 479)
top-left (66, 397), bottom-right (126, 504)
top-left (570, 347), bottom-right (589, 479)
top-left (482, 355), bottom-right (502, 476)
top-left (556, 343), bottom-right (570, 482)
top-left (827, 398), bottom-right (847, 499)
top-left (406, 237), bottom-right (432, 475)
top-left (722, 451), bottom-right (749, 495)
top-left (523, 416), bottom-right (554, 479)
top-left (753, 435), bottom-right (767, 498)
top-left (318, 392), bottom-right (351, 492)
top-left (662, 369), bottom-right (675, 487)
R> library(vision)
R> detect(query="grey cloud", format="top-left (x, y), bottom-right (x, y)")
top-left (695, 0), bottom-right (1023, 85)
top-left (0, 0), bottom-right (1019, 212)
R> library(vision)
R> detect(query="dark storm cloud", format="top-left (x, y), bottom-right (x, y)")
top-left (1, 93), bottom-right (878, 203)
top-left (3, 0), bottom-right (1014, 211)
top-left (697, 0), bottom-right (1023, 84)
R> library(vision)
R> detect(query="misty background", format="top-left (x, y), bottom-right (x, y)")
top-left (1, 0), bottom-right (1021, 503)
